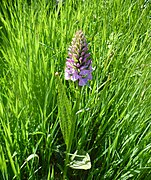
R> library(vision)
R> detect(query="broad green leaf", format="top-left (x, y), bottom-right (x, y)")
top-left (56, 75), bottom-right (74, 152)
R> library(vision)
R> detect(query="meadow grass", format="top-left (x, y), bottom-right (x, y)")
top-left (0, 0), bottom-right (151, 179)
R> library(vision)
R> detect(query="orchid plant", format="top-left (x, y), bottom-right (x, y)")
top-left (57, 30), bottom-right (92, 179)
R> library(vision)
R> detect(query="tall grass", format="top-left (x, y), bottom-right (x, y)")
top-left (0, 0), bottom-right (151, 179)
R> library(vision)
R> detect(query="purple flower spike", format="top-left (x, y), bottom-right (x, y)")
top-left (65, 30), bottom-right (92, 86)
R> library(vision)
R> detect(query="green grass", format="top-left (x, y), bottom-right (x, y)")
top-left (0, 0), bottom-right (151, 179)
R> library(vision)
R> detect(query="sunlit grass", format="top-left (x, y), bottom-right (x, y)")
top-left (0, 0), bottom-right (151, 179)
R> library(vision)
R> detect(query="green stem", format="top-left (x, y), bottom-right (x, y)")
top-left (63, 83), bottom-right (81, 179)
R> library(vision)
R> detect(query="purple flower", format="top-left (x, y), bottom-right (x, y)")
top-left (65, 30), bottom-right (92, 86)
